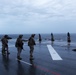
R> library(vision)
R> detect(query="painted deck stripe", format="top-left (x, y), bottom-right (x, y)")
top-left (47, 45), bottom-right (62, 60)
top-left (0, 52), bottom-right (32, 66)
top-left (16, 59), bottom-right (32, 66)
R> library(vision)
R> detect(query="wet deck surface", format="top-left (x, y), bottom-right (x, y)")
top-left (0, 42), bottom-right (76, 75)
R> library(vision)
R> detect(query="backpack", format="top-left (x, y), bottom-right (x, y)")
top-left (28, 39), bottom-right (32, 46)
top-left (28, 37), bottom-right (36, 46)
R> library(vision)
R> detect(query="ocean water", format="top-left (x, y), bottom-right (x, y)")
top-left (0, 33), bottom-right (76, 47)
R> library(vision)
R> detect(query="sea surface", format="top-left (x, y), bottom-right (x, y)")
top-left (0, 33), bottom-right (76, 47)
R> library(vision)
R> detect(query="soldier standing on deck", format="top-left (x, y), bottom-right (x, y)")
top-left (67, 32), bottom-right (71, 45)
top-left (51, 33), bottom-right (54, 45)
top-left (51, 33), bottom-right (54, 42)
top-left (39, 34), bottom-right (42, 43)
top-left (15, 35), bottom-right (24, 60)
top-left (28, 34), bottom-right (36, 60)
top-left (1, 35), bottom-right (12, 55)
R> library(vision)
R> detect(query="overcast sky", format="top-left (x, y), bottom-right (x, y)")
top-left (0, 0), bottom-right (76, 34)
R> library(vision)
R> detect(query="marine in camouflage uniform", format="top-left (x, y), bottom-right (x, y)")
top-left (28, 34), bottom-right (36, 60)
top-left (1, 35), bottom-right (12, 55)
top-left (15, 35), bottom-right (24, 60)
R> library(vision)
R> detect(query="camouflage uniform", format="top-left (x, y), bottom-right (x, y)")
top-left (28, 34), bottom-right (36, 60)
top-left (15, 35), bottom-right (24, 60)
top-left (1, 35), bottom-right (10, 55)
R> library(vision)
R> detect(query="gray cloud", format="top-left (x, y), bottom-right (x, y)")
top-left (0, 0), bottom-right (76, 33)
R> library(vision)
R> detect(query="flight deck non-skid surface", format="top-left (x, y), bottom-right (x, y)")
top-left (0, 43), bottom-right (76, 75)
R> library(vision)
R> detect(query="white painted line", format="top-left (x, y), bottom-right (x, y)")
top-left (16, 59), bottom-right (32, 66)
top-left (0, 52), bottom-right (32, 66)
top-left (47, 45), bottom-right (62, 60)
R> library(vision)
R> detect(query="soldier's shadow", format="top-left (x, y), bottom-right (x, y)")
top-left (2, 54), bottom-right (10, 71)
top-left (29, 60), bottom-right (36, 75)
top-left (17, 61), bottom-right (26, 75)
